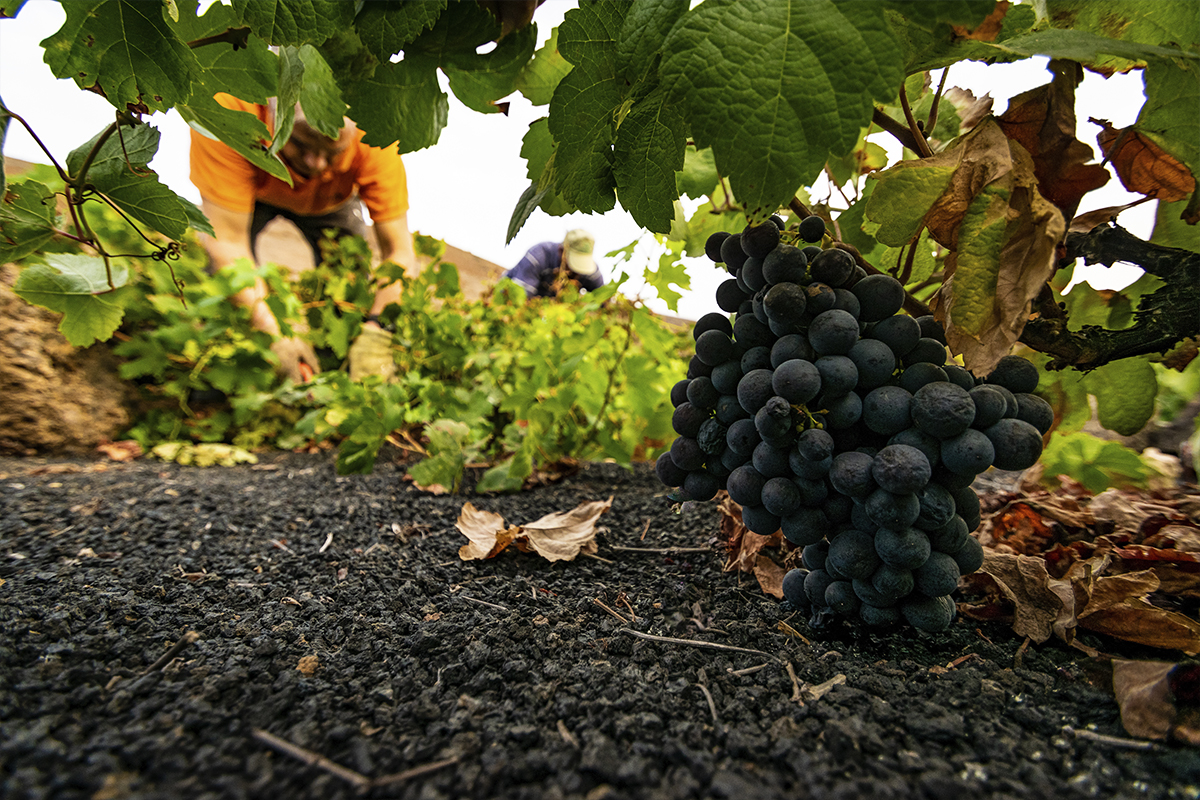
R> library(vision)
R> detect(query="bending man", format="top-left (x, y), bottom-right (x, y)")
top-left (190, 96), bottom-right (418, 381)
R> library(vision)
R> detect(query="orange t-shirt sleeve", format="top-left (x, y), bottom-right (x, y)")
top-left (353, 142), bottom-right (409, 223)
top-left (188, 94), bottom-right (264, 214)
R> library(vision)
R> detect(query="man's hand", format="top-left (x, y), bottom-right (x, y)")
top-left (270, 336), bottom-right (320, 383)
top-left (348, 325), bottom-right (396, 381)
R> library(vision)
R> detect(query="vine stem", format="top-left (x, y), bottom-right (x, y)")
top-left (871, 107), bottom-right (922, 153)
top-left (927, 67), bottom-right (950, 134)
top-left (66, 113), bottom-right (136, 289)
top-left (581, 300), bottom-right (637, 449)
top-left (1, 107), bottom-right (71, 183)
top-left (898, 82), bottom-right (934, 158)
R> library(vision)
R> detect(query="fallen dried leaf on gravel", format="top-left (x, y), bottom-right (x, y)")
top-left (455, 497), bottom-right (612, 562)
top-left (968, 483), bottom-right (1200, 655)
top-left (1113, 660), bottom-right (1200, 744)
top-left (717, 494), bottom-right (785, 598)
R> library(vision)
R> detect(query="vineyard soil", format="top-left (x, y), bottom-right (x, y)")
top-left (1, 453), bottom-right (1197, 799)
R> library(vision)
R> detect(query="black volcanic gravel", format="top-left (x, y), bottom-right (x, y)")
top-left (1, 452), bottom-right (1198, 799)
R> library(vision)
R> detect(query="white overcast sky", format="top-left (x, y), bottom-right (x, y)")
top-left (1, 1), bottom-right (1153, 319)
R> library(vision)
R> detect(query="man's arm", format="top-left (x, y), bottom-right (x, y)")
top-left (198, 198), bottom-right (278, 335)
top-left (367, 214), bottom-right (419, 318)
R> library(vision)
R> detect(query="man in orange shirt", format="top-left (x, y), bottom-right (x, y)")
top-left (190, 96), bottom-right (418, 381)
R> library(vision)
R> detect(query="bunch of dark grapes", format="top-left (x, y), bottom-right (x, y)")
top-left (656, 215), bottom-right (1053, 634)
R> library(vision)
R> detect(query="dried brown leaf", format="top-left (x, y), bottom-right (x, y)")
top-left (1081, 598), bottom-right (1200, 656)
top-left (1113, 660), bottom-right (1176, 740)
top-left (97, 440), bottom-right (143, 462)
top-left (923, 122), bottom-right (1012, 251)
top-left (1146, 526), bottom-right (1200, 553)
top-left (1147, 567), bottom-right (1200, 598)
top-left (1078, 569), bottom-right (1161, 617)
top-left (1068, 201), bottom-right (1149, 233)
top-left (519, 497), bottom-right (612, 562)
top-left (944, 86), bottom-right (994, 133)
top-left (1094, 118), bottom-right (1196, 202)
top-left (996, 61), bottom-right (1110, 218)
top-left (932, 121), bottom-right (1066, 376)
top-left (1090, 489), bottom-right (1179, 534)
top-left (978, 551), bottom-right (1072, 643)
top-left (456, 504), bottom-right (519, 561)
top-left (754, 553), bottom-right (785, 599)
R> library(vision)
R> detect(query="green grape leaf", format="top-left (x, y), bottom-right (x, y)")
top-left (889, 1), bottom-right (1037, 74)
top-left (316, 28), bottom-right (379, 85)
top-left (514, 26), bottom-right (571, 106)
top-left (514, 118), bottom-right (572, 230)
top-left (230, 0), bottom-right (354, 47)
top-left (172, 1), bottom-right (277, 103)
top-left (864, 161), bottom-right (957, 246)
top-left (1138, 59), bottom-right (1200, 207)
top-left (644, 248), bottom-right (691, 312)
top-left (1152, 198), bottom-right (1200, 251)
top-left (355, 0), bottom-right (446, 60)
top-left (443, 24), bottom-right (537, 114)
top-left (66, 121), bottom-right (159, 179)
top-left (1084, 357), bottom-right (1158, 436)
top-left (13, 254), bottom-right (132, 346)
top-left (993, 29), bottom-right (1198, 64)
top-left (1029, 351), bottom-right (1091, 434)
top-left (507, 182), bottom-right (547, 244)
top-left (661, 0), bottom-right (904, 224)
top-left (1040, 432), bottom-right (1147, 494)
top-left (178, 93), bottom-right (292, 183)
top-left (408, 451), bottom-right (466, 494)
top-left (0, 180), bottom-right (60, 262)
top-left (344, 57), bottom-right (447, 152)
top-left (619, 0), bottom-right (688, 84)
top-left (103, 167), bottom-right (213, 239)
top-left (270, 46), bottom-right (306, 155)
top-left (679, 192), bottom-right (744, 258)
top-left (66, 120), bottom-right (213, 239)
top-left (835, 183), bottom-right (882, 257)
top-left (898, 3), bottom-right (1197, 74)
top-left (42, 0), bottom-right (200, 113)
top-left (1060, 282), bottom-right (1116, 329)
top-left (951, 182), bottom-right (1010, 337)
top-left (296, 45), bottom-right (347, 138)
top-left (476, 457), bottom-right (527, 494)
top-left (613, 86), bottom-right (687, 233)
top-left (881, 229), bottom-right (939, 291)
top-left (521, 117), bottom-right (554, 180)
top-left (94, 166), bottom-right (211, 240)
top-left (432, 261), bottom-right (461, 299)
top-left (405, 0), bottom-right (500, 57)
top-left (0, 0), bottom-right (29, 18)
top-left (545, 1), bottom-right (631, 214)
top-left (1044, 0), bottom-right (1200, 71)
top-left (826, 129), bottom-right (889, 189)
top-left (676, 145), bottom-right (720, 201)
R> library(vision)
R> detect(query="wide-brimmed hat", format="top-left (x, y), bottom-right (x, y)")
top-left (563, 229), bottom-right (596, 275)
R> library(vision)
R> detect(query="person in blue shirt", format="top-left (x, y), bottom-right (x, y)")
top-left (502, 229), bottom-right (605, 299)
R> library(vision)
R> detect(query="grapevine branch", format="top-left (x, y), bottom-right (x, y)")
top-left (871, 108), bottom-right (922, 154)
top-left (897, 83), bottom-right (934, 159)
top-left (5, 107), bottom-right (185, 291)
top-left (1018, 223), bottom-right (1200, 370)
top-left (926, 68), bottom-right (950, 134)
top-left (581, 300), bottom-right (638, 449)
